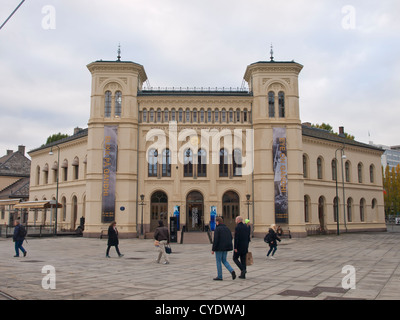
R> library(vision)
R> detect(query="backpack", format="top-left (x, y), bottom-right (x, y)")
top-left (19, 225), bottom-right (27, 238)
top-left (264, 233), bottom-right (271, 243)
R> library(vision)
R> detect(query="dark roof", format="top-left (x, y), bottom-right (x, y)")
top-left (28, 128), bottom-right (88, 154)
top-left (138, 89), bottom-right (252, 97)
top-left (302, 125), bottom-right (384, 152)
top-left (249, 60), bottom-right (302, 66)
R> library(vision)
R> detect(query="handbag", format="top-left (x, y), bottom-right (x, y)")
top-left (246, 252), bottom-right (253, 266)
top-left (165, 244), bottom-right (172, 254)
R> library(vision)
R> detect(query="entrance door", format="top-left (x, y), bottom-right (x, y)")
top-left (186, 191), bottom-right (204, 231)
top-left (222, 191), bottom-right (240, 231)
top-left (150, 191), bottom-right (168, 231)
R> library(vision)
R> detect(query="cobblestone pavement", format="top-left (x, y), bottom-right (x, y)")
top-left (1, 230), bottom-right (399, 301)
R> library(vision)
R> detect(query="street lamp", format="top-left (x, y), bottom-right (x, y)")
top-left (49, 145), bottom-right (60, 235)
top-left (334, 145), bottom-right (346, 235)
top-left (139, 194), bottom-right (145, 237)
top-left (245, 194), bottom-right (251, 220)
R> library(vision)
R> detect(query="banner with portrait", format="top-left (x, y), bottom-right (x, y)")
top-left (102, 125), bottom-right (118, 223)
top-left (273, 127), bottom-right (288, 224)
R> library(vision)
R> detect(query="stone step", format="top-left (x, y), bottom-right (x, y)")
top-left (182, 232), bottom-right (212, 244)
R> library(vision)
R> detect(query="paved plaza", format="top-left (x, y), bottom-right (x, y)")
top-left (1, 228), bottom-right (400, 301)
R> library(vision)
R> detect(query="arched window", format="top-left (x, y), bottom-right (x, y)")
top-left (193, 109), bottom-right (198, 123)
top-left (317, 157), bottom-right (323, 179)
top-left (303, 154), bottom-right (308, 178)
top-left (268, 91), bottom-right (275, 117)
top-left (233, 149), bottom-right (242, 177)
top-left (222, 191), bottom-right (240, 231)
top-left (221, 109), bottom-right (226, 123)
top-left (105, 91), bottom-right (112, 118)
top-left (358, 163), bottom-right (363, 183)
top-left (278, 91), bottom-right (285, 118)
top-left (62, 196), bottom-right (67, 221)
top-left (171, 109), bottom-right (176, 122)
top-left (243, 109), bottom-right (248, 122)
top-left (164, 109), bottom-right (169, 123)
top-left (151, 191), bottom-right (168, 231)
top-left (304, 195), bottom-right (310, 223)
top-left (207, 109), bottom-right (212, 123)
top-left (143, 109), bottom-right (148, 122)
top-left (185, 108), bottom-right (191, 123)
top-left (162, 149), bottom-right (171, 177)
top-left (215, 109), bottom-right (220, 123)
top-left (369, 164), bottom-right (375, 183)
top-left (236, 109), bottom-right (241, 122)
top-left (149, 109), bottom-right (154, 122)
top-left (345, 161), bottom-right (351, 182)
top-left (219, 149), bottom-right (229, 177)
top-left (332, 159), bottom-right (337, 181)
top-left (148, 149), bottom-right (158, 177)
top-left (229, 109), bottom-right (234, 123)
top-left (114, 91), bottom-right (122, 117)
top-left (184, 149), bottom-right (193, 177)
top-left (200, 109), bottom-right (205, 123)
top-left (360, 198), bottom-right (366, 222)
top-left (157, 108), bottom-right (162, 123)
top-left (197, 149), bottom-right (207, 177)
top-left (178, 108), bottom-right (183, 123)
top-left (333, 197), bottom-right (339, 222)
top-left (347, 198), bottom-right (353, 222)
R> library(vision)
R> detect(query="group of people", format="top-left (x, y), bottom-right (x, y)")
top-left (105, 218), bottom-right (282, 281)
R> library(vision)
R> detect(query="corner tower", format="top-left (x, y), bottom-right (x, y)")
top-left (244, 55), bottom-right (306, 237)
top-left (84, 55), bottom-right (147, 238)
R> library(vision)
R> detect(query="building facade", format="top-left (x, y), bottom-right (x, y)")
top-left (26, 55), bottom-right (386, 238)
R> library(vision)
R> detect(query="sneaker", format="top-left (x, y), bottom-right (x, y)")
top-left (118, 254), bottom-right (124, 258)
top-left (270, 256), bottom-right (276, 260)
top-left (213, 277), bottom-right (223, 281)
top-left (231, 271), bottom-right (236, 280)
top-left (163, 261), bottom-right (170, 264)
top-left (106, 255), bottom-right (111, 258)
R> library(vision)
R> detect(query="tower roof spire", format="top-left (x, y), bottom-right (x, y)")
top-left (117, 43), bottom-right (121, 61)
top-left (270, 44), bottom-right (274, 62)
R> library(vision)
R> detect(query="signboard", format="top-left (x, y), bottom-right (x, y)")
top-left (273, 127), bottom-right (288, 224)
top-left (102, 126), bottom-right (118, 223)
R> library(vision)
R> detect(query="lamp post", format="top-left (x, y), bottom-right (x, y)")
top-left (139, 194), bottom-right (145, 237)
top-left (49, 145), bottom-right (60, 235)
top-left (334, 145), bottom-right (346, 235)
top-left (245, 194), bottom-right (251, 220)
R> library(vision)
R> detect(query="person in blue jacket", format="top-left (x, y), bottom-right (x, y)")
top-left (13, 218), bottom-right (27, 257)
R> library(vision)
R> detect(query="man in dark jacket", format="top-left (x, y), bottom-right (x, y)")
top-left (212, 217), bottom-right (236, 281)
top-left (233, 216), bottom-right (250, 279)
top-left (154, 220), bottom-right (170, 264)
top-left (13, 218), bottom-right (27, 257)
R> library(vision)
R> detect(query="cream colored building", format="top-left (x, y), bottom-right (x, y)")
top-left (25, 54), bottom-right (386, 238)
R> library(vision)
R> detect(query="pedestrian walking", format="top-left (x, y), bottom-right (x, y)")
top-left (13, 218), bottom-right (27, 257)
top-left (154, 220), bottom-right (170, 264)
top-left (265, 224), bottom-right (281, 259)
top-left (106, 221), bottom-right (124, 258)
top-left (212, 217), bottom-right (236, 281)
top-left (233, 216), bottom-right (250, 279)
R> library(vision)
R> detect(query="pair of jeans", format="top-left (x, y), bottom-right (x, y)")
top-left (215, 251), bottom-right (234, 279)
top-left (267, 245), bottom-right (277, 256)
top-left (15, 240), bottom-right (26, 257)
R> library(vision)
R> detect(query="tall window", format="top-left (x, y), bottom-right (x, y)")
top-left (193, 109), bottom-right (198, 123)
top-left (304, 195), bottom-right (310, 223)
top-left (360, 198), bottom-right (365, 222)
top-left (157, 108), bottom-right (162, 123)
top-left (164, 109), bottom-right (169, 123)
top-left (143, 109), bottom-right (148, 122)
top-left (185, 109), bottom-right (191, 123)
top-left (345, 161), bottom-right (350, 182)
top-left (303, 155), bottom-right (308, 178)
top-left (229, 109), bottom-right (234, 123)
top-left (233, 149), bottom-right (242, 177)
top-left (219, 149), bottom-right (229, 177)
top-left (207, 109), bottom-right (212, 123)
top-left (317, 157), bottom-right (323, 179)
top-left (178, 109), bottom-right (183, 123)
top-left (171, 109), bottom-right (176, 121)
top-left (347, 198), bottom-right (353, 222)
top-left (278, 91), bottom-right (285, 118)
top-left (243, 109), bottom-right (248, 122)
top-left (200, 109), bottom-right (205, 123)
top-left (184, 149), bottom-right (193, 177)
top-left (114, 91), bottom-right (122, 117)
top-left (197, 149), bottom-right (207, 177)
top-left (221, 109), bottom-right (226, 122)
top-left (358, 163), bottom-right (363, 183)
top-left (215, 109), bottom-right (219, 123)
top-left (162, 149), bottom-right (171, 177)
top-left (332, 159), bottom-right (337, 181)
top-left (236, 109), bottom-right (241, 122)
top-left (105, 91), bottom-right (112, 118)
top-left (369, 165), bottom-right (375, 183)
top-left (150, 109), bottom-right (154, 122)
top-left (333, 197), bottom-right (339, 222)
top-left (268, 91), bottom-right (275, 117)
top-left (148, 149), bottom-right (158, 177)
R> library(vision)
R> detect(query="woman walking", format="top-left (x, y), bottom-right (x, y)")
top-left (154, 220), bottom-right (170, 264)
top-left (265, 224), bottom-right (281, 259)
top-left (106, 221), bottom-right (124, 258)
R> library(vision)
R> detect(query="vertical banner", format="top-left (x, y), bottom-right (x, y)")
top-left (102, 126), bottom-right (118, 223)
top-left (273, 128), bottom-right (288, 224)
top-left (210, 206), bottom-right (217, 231)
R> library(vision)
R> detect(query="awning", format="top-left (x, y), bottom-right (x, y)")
top-left (14, 201), bottom-right (62, 209)
top-left (0, 199), bottom-right (21, 206)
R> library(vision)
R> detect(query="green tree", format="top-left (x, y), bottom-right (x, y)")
top-left (43, 133), bottom-right (70, 146)
top-left (311, 123), bottom-right (355, 140)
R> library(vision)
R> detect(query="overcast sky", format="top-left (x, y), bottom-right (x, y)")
top-left (1, 0), bottom-right (399, 157)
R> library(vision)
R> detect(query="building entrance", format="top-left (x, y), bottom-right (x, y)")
top-left (186, 191), bottom-right (204, 231)
top-left (150, 191), bottom-right (168, 231)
